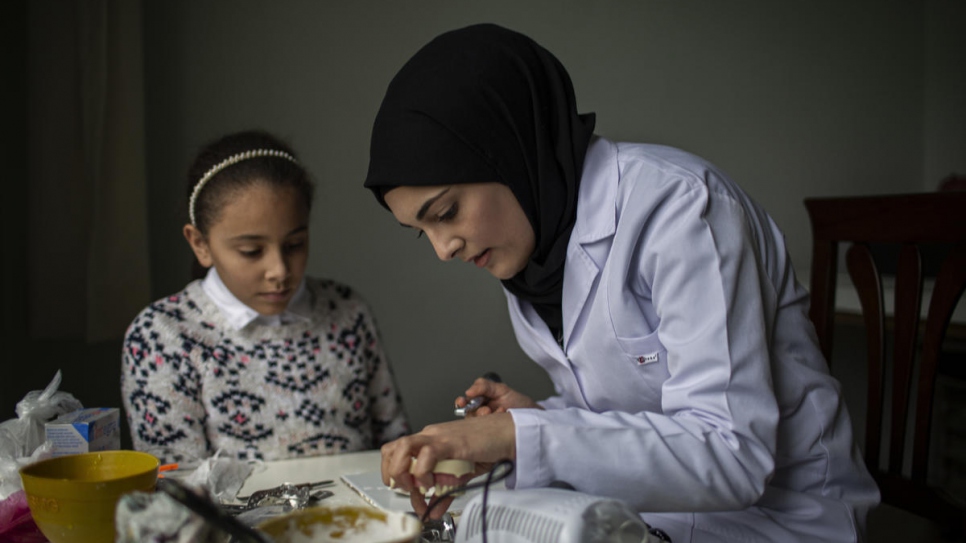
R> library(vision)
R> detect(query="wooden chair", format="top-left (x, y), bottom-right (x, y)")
top-left (804, 191), bottom-right (966, 539)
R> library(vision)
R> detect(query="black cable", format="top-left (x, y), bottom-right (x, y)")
top-left (479, 460), bottom-right (513, 543)
top-left (419, 459), bottom-right (515, 543)
top-left (157, 478), bottom-right (271, 543)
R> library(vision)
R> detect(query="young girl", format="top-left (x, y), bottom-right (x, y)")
top-left (122, 130), bottom-right (409, 464)
top-left (366, 24), bottom-right (879, 542)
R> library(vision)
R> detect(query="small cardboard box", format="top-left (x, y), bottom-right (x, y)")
top-left (45, 407), bottom-right (121, 457)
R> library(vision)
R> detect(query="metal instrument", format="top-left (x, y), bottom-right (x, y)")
top-left (454, 372), bottom-right (502, 417)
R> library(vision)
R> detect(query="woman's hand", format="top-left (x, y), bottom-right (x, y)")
top-left (454, 377), bottom-right (542, 417)
top-left (380, 413), bottom-right (516, 519)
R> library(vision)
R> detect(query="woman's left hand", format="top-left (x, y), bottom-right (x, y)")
top-left (456, 378), bottom-right (541, 417)
top-left (380, 413), bottom-right (516, 519)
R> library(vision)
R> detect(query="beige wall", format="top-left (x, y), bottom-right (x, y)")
top-left (137, 1), bottom-right (964, 430)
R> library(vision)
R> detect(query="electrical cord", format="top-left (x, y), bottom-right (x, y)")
top-left (419, 459), bottom-right (515, 543)
top-left (417, 463), bottom-right (670, 543)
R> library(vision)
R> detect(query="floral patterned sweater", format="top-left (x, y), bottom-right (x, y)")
top-left (121, 278), bottom-right (409, 464)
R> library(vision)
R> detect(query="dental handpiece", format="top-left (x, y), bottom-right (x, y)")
top-left (454, 372), bottom-right (502, 417)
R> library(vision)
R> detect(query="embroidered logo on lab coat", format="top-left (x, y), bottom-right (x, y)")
top-left (636, 353), bottom-right (659, 365)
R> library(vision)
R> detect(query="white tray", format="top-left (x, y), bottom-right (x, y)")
top-left (340, 469), bottom-right (505, 518)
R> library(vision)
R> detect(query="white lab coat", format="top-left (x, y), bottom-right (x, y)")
top-left (505, 137), bottom-right (879, 542)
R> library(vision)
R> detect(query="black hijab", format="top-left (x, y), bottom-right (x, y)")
top-left (364, 23), bottom-right (596, 333)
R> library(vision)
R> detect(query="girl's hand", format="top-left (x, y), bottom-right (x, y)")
top-left (380, 413), bottom-right (516, 519)
top-left (454, 378), bottom-right (542, 417)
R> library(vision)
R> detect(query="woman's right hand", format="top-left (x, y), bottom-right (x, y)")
top-left (380, 413), bottom-right (517, 519)
top-left (455, 377), bottom-right (542, 417)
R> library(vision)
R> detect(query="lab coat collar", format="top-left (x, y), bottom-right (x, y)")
top-left (504, 137), bottom-right (620, 355)
top-left (571, 136), bottom-right (619, 245)
top-left (559, 136), bottom-right (620, 346)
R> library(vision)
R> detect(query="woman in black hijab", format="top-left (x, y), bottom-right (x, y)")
top-left (365, 24), bottom-right (878, 543)
top-left (366, 23), bottom-right (595, 337)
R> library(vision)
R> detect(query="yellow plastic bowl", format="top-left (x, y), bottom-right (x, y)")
top-left (258, 505), bottom-right (422, 543)
top-left (19, 450), bottom-right (159, 543)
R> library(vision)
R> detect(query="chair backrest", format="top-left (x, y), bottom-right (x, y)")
top-left (804, 191), bottom-right (966, 531)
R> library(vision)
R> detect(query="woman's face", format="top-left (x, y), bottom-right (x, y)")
top-left (184, 182), bottom-right (309, 315)
top-left (383, 183), bottom-right (535, 280)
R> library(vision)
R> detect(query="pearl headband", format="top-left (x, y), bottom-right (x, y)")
top-left (188, 149), bottom-right (299, 226)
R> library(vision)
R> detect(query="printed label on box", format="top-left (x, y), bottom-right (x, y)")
top-left (45, 407), bottom-right (120, 456)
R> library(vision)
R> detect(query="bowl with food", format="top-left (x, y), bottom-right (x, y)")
top-left (19, 450), bottom-right (160, 543)
top-left (257, 505), bottom-right (422, 543)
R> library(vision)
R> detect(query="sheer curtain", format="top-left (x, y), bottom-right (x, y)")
top-left (27, 0), bottom-right (151, 341)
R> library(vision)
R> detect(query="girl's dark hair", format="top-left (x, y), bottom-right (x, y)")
top-left (187, 130), bottom-right (314, 234)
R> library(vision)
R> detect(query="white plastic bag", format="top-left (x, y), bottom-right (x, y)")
top-left (182, 450), bottom-right (256, 504)
top-left (114, 490), bottom-right (224, 543)
top-left (0, 371), bottom-right (83, 499)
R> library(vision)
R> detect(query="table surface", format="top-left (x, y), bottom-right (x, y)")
top-left (236, 450), bottom-right (493, 516)
top-left (237, 449), bottom-right (384, 510)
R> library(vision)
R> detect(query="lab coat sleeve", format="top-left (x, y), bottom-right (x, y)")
top-left (536, 395), bottom-right (568, 410)
top-left (510, 178), bottom-right (780, 513)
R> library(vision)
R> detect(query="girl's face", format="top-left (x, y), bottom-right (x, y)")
top-left (383, 183), bottom-right (535, 280)
top-left (184, 183), bottom-right (309, 315)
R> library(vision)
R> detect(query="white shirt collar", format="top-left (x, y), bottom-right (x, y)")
top-left (201, 267), bottom-right (312, 330)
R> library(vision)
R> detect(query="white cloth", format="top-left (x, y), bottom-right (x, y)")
top-left (506, 137), bottom-right (879, 543)
top-left (201, 267), bottom-right (312, 330)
